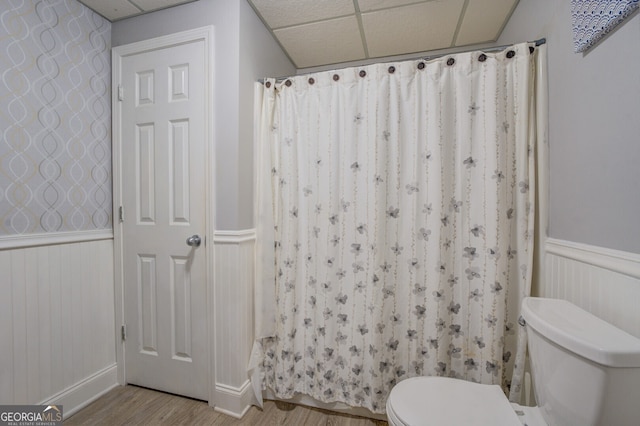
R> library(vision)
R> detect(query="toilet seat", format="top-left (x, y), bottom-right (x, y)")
top-left (386, 376), bottom-right (522, 426)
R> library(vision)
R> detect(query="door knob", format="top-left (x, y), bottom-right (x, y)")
top-left (186, 235), bottom-right (201, 247)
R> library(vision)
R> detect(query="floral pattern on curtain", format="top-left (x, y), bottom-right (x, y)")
top-left (254, 42), bottom-right (538, 414)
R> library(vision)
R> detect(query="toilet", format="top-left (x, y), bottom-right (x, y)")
top-left (386, 297), bottom-right (640, 426)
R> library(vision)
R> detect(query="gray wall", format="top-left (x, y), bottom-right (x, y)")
top-left (238, 0), bottom-right (295, 228)
top-left (110, 0), bottom-right (640, 250)
top-left (112, 0), bottom-right (294, 230)
top-left (497, 1), bottom-right (640, 253)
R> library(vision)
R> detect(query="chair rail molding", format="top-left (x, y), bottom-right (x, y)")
top-left (213, 229), bottom-right (256, 243)
top-left (0, 229), bottom-right (113, 250)
top-left (545, 237), bottom-right (640, 280)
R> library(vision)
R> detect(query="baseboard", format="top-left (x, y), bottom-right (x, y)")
top-left (40, 364), bottom-right (118, 419)
top-left (213, 381), bottom-right (254, 419)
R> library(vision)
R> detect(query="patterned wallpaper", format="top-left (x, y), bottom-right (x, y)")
top-left (571, 0), bottom-right (639, 52)
top-left (0, 0), bottom-right (111, 236)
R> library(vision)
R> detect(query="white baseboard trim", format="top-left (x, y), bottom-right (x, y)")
top-left (213, 381), bottom-right (254, 419)
top-left (546, 238), bottom-right (640, 280)
top-left (0, 229), bottom-right (113, 250)
top-left (40, 363), bottom-right (118, 419)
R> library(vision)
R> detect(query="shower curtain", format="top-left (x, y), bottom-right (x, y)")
top-left (252, 42), bottom-right (545, 414)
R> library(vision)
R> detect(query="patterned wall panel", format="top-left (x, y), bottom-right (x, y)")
top-left (571, 0), bottom-right (639, 52)
top-left (0, 0), bottom-right (112, 236)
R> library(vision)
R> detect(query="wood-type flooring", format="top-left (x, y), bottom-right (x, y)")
top-left (65, 385), bottom-right (388, 425)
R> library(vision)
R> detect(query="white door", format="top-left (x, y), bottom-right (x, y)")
top-left (118, 36), bottom-right (208, 400)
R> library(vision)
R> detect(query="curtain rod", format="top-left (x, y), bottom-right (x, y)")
top-left (259, 38), bottom-right (546, 84)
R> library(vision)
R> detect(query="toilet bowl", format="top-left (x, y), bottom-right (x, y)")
top-left (385, 376), bottom-right (526, 426)
top-left (386, 297), bottom-right (640, 426)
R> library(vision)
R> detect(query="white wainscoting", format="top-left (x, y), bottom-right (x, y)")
top-left (213, 229), bottom-right (255, 418)
top-left (207, 233), bottom-right (640, 418)
top-left (543, 238), bottom-right (640, 338)
top-left (0, 236), bottom-right (117, 417)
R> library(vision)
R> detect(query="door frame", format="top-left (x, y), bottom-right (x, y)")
top-left (111, 26), bottom-right (216, 406)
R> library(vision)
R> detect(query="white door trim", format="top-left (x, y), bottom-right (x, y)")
top-left (112, 26), bottom-right (216, 406)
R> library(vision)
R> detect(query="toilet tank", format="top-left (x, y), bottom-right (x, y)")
top-left (522, 297), bottom-right (640, 426)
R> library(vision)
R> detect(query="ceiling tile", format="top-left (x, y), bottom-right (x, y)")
top-left (362, 0), bottom-right (465, 58)
top-left (274, 16), bottom-right (365, 68)
top-left (80, 0), bottom-right (519, 66)
top-left (357, 0), bottom-right (426, 13)
top-left (133, 0), bottom-right (197, 12)
top-left (249, 0), bottom-right (355, 29)
top-left (79, 0), bottom-right (141, 21)
top-left (455, 0), bottom-right (518, 46)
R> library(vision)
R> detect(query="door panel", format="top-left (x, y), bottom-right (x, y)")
top-left (120, 39), bottom-right (207, 400)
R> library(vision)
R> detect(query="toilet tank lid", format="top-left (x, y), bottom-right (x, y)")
top-left (522, 297), bottom-right (640, 368)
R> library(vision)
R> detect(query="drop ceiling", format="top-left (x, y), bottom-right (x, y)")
top-left (77, 0), bottom-right (197, 22)
top-left (248, 0), bottom-right (520, 68)
top-left (80, 0), bottom-right (520, 69)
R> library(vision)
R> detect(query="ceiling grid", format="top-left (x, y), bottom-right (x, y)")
top-left (80, 0), bottom-right (520, 69)
top-left (248, 0), bottom-right (520, 68)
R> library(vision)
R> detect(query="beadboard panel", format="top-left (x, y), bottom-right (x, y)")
top-left (213, 230), bottom-right (255, 416)
top-left (0, 238), bottom-right (117, 412)
top-left (543, 238), bottom-right (640, 338)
